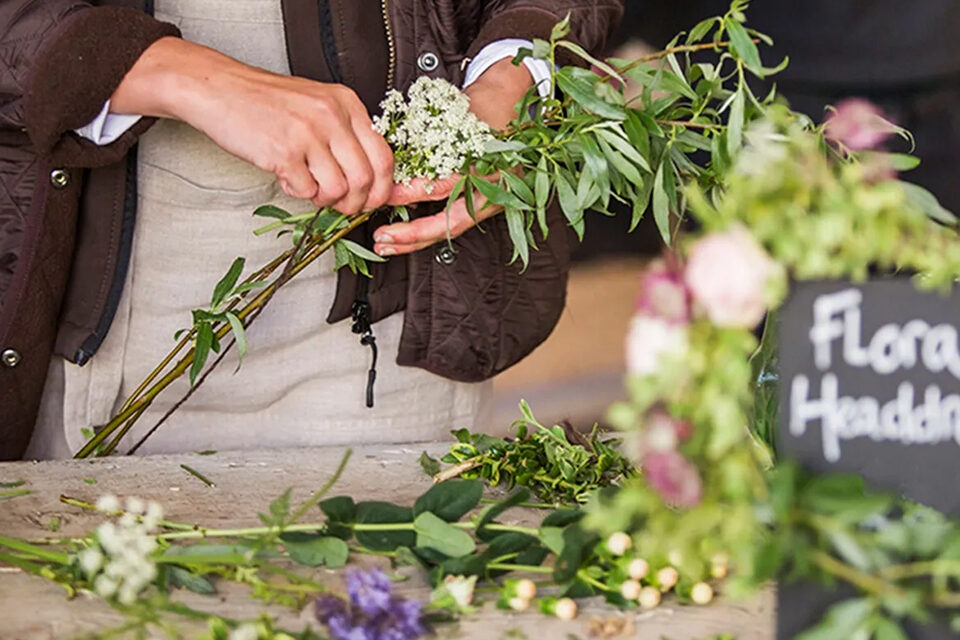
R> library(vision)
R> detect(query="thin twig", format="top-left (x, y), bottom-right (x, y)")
top-left (432, 457), bottom-right (484, 483)
top-left (179, 464), bottom-right (216, 488)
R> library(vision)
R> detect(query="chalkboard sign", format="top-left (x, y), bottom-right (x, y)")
top-left (777, 279), bottom-right (959, 639)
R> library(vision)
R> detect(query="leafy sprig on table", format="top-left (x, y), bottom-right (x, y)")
top-left (422, 401), bottom-right (635, 506)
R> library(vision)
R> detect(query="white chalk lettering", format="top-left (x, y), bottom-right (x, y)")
top-left (807, 289), bottom-right (960, 380)
top-left (789, 373), bottom-right (960, 462)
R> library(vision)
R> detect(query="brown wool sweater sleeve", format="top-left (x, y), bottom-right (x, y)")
top-left (465, 1), bottom-right (625, 67)
top-left (0, 2), bottom-right (179, 166)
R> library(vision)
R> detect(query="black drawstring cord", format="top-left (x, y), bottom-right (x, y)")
top-left (351, 300), bottom-right (377, 408)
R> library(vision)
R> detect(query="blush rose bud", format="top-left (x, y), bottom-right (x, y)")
top-left (554, 598), bottom-right (578, 621)
top-left (657, 566), bottom-right (679, 592)
top-left (606, 532), bottom-right (633, 556)
top-left (620, 579), bottom-right (642, 601)
top-left (514, 579), bottom-right (537, 602)
top-left (710, 554), bottom-right (729, 580)
top-left (690, 582), bottom-right (714, 605)
top-left (508, 597), bottom-right (530, 611)
top-left (638, 586), bottom-right (662, 609)
top-left (627, 558), bottom-right (650, 580)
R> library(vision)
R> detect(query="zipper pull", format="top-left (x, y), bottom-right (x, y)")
top-left (351, 300), bottom-right (377, 408)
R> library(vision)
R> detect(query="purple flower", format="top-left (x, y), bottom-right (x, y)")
top-left (642, 450), bottom-right (703, 508)
top-left (315, 569), bottom-right (426, 640)
top-left (346, 568), bottom-right (393, 616)
top-left (635, 260), bottom-right (691, 324)
top-left (824, 99), bottom-right (897, 151)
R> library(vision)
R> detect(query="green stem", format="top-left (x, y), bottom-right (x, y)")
top-left (478, 497), bottom-right (559, 510)
top-left (155, 553), bottom-right (251, 566)
top-left (486, 563), bottom-right (552, 574)
top-left (287, 449), bottom-right (352, 525)
top-left (810, 550), bottom-right (904, 600)
top-left (60, 495), bottom-right (195, 531)
top-left (577, 570), bottom-right (613, 592)
top-left (0, 535), bottom-right (70, 565)
top-left (158, 522), bottom-right (326, 541)
top-left (0, 488), bottom-right (32, 500)
top-left (0, 550), bottom-right (44, 575)
top-left (881, 559), bottom-right (960, 581)
top-left (74, 211), bottom-right (372, 459)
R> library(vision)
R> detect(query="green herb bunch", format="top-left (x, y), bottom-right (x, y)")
top-left (422, 401), bottom-right (635, 506)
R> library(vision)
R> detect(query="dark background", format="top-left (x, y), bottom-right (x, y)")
top-left (574, 0), bottom-right (960, 261)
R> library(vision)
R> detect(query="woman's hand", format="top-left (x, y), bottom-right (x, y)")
top-left (373, 58), bottom-right (536, 256)
top-left (110, 37), bottom-right (394, 214)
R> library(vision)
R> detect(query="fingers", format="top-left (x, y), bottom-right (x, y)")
top-left (277, 155), bottom-right (320, 202)
top-left (326, 130), bottom-right (375, 214)
top-left (373, 192), bottom-right (501, 256)
top-left (351, 113), bottom-right (395, 211)
top-left (387, 175), bottom-right (460, 206)
top-left (305, 145), bottom-right (348, 208)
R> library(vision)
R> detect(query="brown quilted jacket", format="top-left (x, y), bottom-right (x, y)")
top-left (0, 0), bottom-right (623, 460)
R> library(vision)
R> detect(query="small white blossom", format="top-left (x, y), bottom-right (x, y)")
top-left (79, 495), bottom-right (164, 605)
top-left (78, 547), bottom-right (103, 578)
top-left (373, 77), bottom-right (493, 184)
top-left (96, 494), bottom-right (120, 512)
top-left (229, 625), bottom-right (260, 640)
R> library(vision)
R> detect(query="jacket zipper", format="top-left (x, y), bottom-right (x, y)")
top-left (380, 0), bottom-right (396, 88)
top-left (351, 276), bottom-right (377, 408)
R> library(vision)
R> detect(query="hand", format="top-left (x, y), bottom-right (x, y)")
top-left (110, 37), bottom-right (393, 214)
top-left (373, 58), bottom-right (535, 256)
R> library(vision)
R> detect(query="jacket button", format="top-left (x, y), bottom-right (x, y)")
top-left (50, 169), bottom-right (70, 189)
top-left (417, 52), bottom-right (440, 73)
top-left (1, 348), bottom-right (21, 368)
top-left (435, 245), bottom-right (456, 266)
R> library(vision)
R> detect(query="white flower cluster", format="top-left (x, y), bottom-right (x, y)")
top-left (373, 77), bottom-right (493, 185)
top-left (76, 495), bottom-right (163, 605)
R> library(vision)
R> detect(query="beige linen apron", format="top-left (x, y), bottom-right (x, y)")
top-left (26, 0), bottom-right (491, 459)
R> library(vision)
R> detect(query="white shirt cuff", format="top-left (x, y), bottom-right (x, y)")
top-left (74, 100), bottom-right (143, 146)
top-left (462, 38), bottom-right (552, 98)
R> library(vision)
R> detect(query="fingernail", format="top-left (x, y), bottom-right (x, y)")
top-left (375, 233), bottom-right (393, 244)
top-left (378, 246), bottom-right (397, 256)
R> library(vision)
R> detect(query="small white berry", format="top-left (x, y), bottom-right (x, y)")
top-left (638, 586), bottom-right (661, 609)
top-left (620, 579), bottom-right (642, 601)
top-left (691, 582), bottom-right (714, 605)
top-left (657, 566), bottom-right (679, 591)
top-left (554, 598), bottom-right (578, 620)
top-left (606, 532), bottom-right (633, 556)
top-left (508, 597), bottom-right (530, 611)
top-left (627, 558), bottom-right (649, 580)
top-left (514, 578), bottom-right (537, 601)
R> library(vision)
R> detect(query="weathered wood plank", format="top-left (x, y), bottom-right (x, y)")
top-left (0, 444), bottom-right (775, 639)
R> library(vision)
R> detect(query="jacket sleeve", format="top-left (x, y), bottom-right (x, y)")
top-left (0, 1), bottom-right (180, 167)
top-left (466, 0), bottom-right (625, 64)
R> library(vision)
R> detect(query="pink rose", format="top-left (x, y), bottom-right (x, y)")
top-left (635, 260), bottom-right (691, 324)
top-left (640, 410), bottom-right (693, 454)
top-left (625, 315), bottom-right (689, 376)
top-left (684, 226), bottom-right (776, 329)
top-left (824, 99), bottom-right (896, 151)
top-left (642, 450), bottom-right (703, 508)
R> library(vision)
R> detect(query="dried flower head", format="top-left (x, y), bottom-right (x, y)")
top-left (373, 77), bottom-right (493, 186)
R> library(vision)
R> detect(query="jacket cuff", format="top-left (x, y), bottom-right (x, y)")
top-left (465, 7), bottom-right (585, 68)
top-left (23, 7), bottom-right (179, 157)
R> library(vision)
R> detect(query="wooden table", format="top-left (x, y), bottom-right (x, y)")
top-left (0, 444), bottom-right (775, 639)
